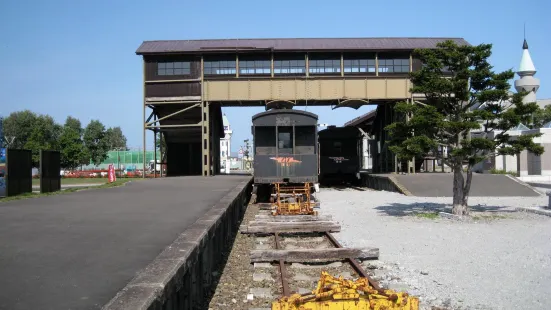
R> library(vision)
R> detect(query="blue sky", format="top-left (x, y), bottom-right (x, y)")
top-left (1, 0), bottom-right (549, 153)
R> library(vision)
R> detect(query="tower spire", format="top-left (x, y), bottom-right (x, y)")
top-left (514, 26), bottom-right (539, 104)
top-left (523, 23), bottom-right (528, 49)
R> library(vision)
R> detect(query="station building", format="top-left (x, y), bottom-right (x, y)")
top-left (135, 37), bottom-right (470, 176)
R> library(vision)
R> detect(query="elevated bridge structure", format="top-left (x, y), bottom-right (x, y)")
top-left (136, 37), bottom-right (471, 176)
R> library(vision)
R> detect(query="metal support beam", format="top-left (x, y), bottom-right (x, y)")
top-left (160, 131), bottom-right (164, 177)
top-left (144, 101), bottom-right (201, 105)
top-left (145, 103), bottom-right (200, 126)
top-left (201, 56), bottom-right (211, 176)
top-left (154, 116), bottom-right (157, 179)
top-left (142, 59), bottom-right (146, 179)
top-left (145, 111), bottom-right (154, 124)
top-left (146, 123), bottom-right (202, 129)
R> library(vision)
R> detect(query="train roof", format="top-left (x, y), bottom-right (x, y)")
top-left (252, 109), bottom-right (318, 124)
top-left (318, 126), bottom-right (362, 138)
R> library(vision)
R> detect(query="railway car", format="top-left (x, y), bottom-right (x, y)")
top-left (318, 125), bottom-right (363, 185)
top-left (251, 108), bottom-right (319, 215)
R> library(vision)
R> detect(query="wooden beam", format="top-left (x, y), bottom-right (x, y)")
top-left (240, 221), bottom-right (340, 234)
top-left (256, 202), bottom-right (321, 210)
top-left (145, 78), bottom-right (201, 84)
top-left (146, 96), bottom-right (202, 102)
top-left (145, 103), bottom-right (199, 125)
top-left (254, 215), bottom-right (333, 222)
top-left (250, 248), bottom-right (379, 263)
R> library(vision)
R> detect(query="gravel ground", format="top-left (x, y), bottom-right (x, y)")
top-left (317, 188), bottom-right (551, 310)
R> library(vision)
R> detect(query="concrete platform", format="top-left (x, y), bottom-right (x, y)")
top-left (373, 173), bottom-right (541, 197)
top-left (0, 175), bottom-right (251, 310)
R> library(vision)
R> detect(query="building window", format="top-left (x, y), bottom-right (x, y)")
top-left (204, 60), bottom-right (236, 75)
top-left (239, 60), bottom-right (271, 75)
top-left (157, 62), bottom-right (191, 75)
top-left (222, 151), bottom-right (225, 157)
top-left (274, 59), bottom-right (305, 75)
top-left (343, 59), bottom-right (375, 73)
top-left (309, 59), bottom-right (341, 74)
top-left (378, 59), bottom-right (410, 73)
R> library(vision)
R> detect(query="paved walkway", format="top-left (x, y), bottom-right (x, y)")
top-left (390, 173), bottom-right (541, 197)
top-left (0, 175), bottom-right (251, 310)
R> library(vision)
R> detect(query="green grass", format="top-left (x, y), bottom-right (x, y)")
top-left (414, 212), bottom-right (440, 219)
top-left (489, 168), bottom-right (518, 177)
top-left (1, 179), bottom-right (133, 203)
top-left (32, 178), bottom-right (109, 186)
top-left (471, 214), bottom-right (509, 221)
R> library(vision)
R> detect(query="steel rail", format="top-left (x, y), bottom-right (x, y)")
top-left (274, 233), bottom-right (291, 296)
top-left (324, 231), bottom-right (381, 290)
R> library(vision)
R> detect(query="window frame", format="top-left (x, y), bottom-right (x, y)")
top-left (157, 61), bottom-right (191, 76)
top-left (203, 59), bottom-right (237, 76)
top-left (308, 59), bottom-right (341, 75)
top-left (238, 59), bottom-right (271, 76)
top-left (342, 58), bottom-right (376, 74)
top-left (377, 58), bottom-right (410, 74)
top-left (273, 59), bottom-right (306, 75)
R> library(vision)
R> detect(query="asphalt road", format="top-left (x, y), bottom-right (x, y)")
top-left (391, 173), bottom-right (541, 197)
top-left (0, 175), bottom-right (251, 310)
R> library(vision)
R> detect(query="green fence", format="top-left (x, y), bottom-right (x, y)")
top-left (82, 150), bottom-right (160, 171)
top-left (103, 151), bottom-right (159, 165)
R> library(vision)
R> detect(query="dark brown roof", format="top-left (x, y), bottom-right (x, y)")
top-left (344, 109), bottom-right (377, 127)
top-left (136, 37), bottom-right (470, 55)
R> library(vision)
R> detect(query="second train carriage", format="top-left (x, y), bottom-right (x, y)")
top-left (251, 108), bottom-right (319, 215)
top-left (318, 125), bottom-right (363, 185)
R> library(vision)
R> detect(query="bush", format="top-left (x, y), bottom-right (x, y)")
top-left (489, 168), bottom-right (517, 177)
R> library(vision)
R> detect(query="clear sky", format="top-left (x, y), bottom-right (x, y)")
top-left (1, 0), bottom-right (549, 153)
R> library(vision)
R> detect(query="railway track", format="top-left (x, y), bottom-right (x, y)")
top-left (207, 196), bottom-right (417, 310)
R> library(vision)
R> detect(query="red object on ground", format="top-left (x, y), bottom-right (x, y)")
top-left (108, 164), bottom-right (116, 183)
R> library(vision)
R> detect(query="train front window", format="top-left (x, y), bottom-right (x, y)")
top-left (277, 126), bottom-right (293, 154)
top-left (295, 126), bottom-right (316, 155)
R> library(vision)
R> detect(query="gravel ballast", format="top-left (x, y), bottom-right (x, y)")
top-left (317, 188), bottom-right (551, 310)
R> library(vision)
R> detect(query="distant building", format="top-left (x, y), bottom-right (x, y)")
top-left (220, 114), bottom-right (232, 174)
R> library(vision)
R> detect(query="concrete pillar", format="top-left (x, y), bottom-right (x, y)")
top-left (517, 150), bottom-right (529, 176)
top-left (541, 143), bottom-right (551, 176)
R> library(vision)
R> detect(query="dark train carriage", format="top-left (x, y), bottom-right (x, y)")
top-left (318, 126), bottom-right (363, 185)
top-left (252, 109), bottom-right (318, 184)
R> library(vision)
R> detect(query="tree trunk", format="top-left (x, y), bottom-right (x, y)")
top-left (462, 167), bottom-right (474, 209)
top-left (452, 162), bottom-right (469, 215)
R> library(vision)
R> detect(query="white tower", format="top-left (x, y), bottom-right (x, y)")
top-left (514, 38), bottom-right (540, 103)
top-left (220, 114), bottom-right (232, 174)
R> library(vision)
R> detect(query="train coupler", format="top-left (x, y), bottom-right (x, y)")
top-left (271, 182), bottom-right (317, 216)
top-left (271, 271), bottom-right (419, 310)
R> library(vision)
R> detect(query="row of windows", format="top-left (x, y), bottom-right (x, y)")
top-left (156, 58), bottom-right (411, 76)
top-left (158, 62), bottom-right (191, 75)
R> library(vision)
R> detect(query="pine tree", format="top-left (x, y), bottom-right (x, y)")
top-left (385, 40), bottom-right (544, 215)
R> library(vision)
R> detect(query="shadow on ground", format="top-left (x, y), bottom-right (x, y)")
top-left (527, 182), bottom-right (551, 189)
top-left (374, 202), bottom-right (518, 217)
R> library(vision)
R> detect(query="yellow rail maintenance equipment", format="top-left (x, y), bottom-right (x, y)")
top-left (271, 182), bottom-right (317, 216)
top-left (272, 271), bottom-right (419, 310)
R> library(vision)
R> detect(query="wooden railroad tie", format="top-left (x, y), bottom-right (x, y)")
top-left (240, 221), bottom-right (341, 234)
top-left (250, 248), bottom-right (379, 263)
top-left (256, 202), bottom-right (321, 210)
top-left (254, 214), bottom-right (333, 222)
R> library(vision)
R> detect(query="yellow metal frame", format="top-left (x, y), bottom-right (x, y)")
top-left (272, 271), bottom-right (419, 310)
top-left (271, 182), bottom-right (316, 216)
